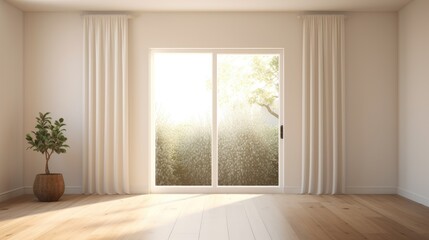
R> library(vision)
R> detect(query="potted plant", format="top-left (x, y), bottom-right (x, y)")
top-left (26, 112), bottom-right (69, 202)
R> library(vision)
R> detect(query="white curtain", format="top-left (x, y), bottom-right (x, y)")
top-left (83, 15), bottom-right (130, 194)
top-left (301, 15), bottom-right (346, 195)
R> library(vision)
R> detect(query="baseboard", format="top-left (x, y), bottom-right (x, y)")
top-left (24, 186), bottom-right (82, 194)
top-left (284, 186), bottom-right (396, 195)
top-left (397, 187), bottom-right (429, 207)
top-left (63, 186), bottom-right (83, 194)
top-left (0, 187), bottom-right (24, 202)
top-left (283, 186), bottom-right (301, 194)
top-left (345, 186), bottom-right (397, 194)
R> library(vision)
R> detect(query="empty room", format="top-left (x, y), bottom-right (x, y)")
top-left (1, 0), bottom-right (429, 239)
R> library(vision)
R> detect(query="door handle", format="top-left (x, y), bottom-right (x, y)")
top-left (280, 125), bottom-right (284, 139)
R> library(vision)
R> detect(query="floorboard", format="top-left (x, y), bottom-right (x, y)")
top-left (1, 194), bottom-right (429, 240)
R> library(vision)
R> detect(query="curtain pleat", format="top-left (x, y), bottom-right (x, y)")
top-left (301, 15), bottom-right (346, 195)
top-left (83, 15), bottom-right (130, 194)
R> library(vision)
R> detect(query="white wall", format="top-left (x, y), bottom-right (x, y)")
top-left (346, 12), bottom-right (398, 193)
top-left (24, 13), bottom-right (83, 193)
top-left (23, 12), bottom-right (398, 194)
top-left (0, 1), bottom-right (24, 201)
top-left (399, 0), bottom-right (429, 206)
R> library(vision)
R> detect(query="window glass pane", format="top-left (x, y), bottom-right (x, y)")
top-left (217, 54), bottom-right (279, 186)
top-left (154, 53), bottom-right (212, 185)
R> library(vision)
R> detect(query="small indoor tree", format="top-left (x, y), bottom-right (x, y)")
top-left (26, 112), bottom-right (69, 174)
top-left (26, 112), bottom-right (69, 202)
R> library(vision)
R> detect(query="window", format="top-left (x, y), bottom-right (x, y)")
top-left (151, 49), bottom-right (284, 193)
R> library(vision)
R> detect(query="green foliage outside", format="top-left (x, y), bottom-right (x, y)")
top-left (248, 56), bottom-right (280, 119)
top-left (155, 119), bottom-right (278, 186)
top-left (218, 120), bottom-right (278, 185)
top-left (156, 121), bottom-right (211, 185)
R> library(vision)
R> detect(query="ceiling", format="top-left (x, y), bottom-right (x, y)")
top-left (7, 0), bottom-right (412, 12)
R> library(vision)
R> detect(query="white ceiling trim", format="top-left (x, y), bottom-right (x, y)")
top-left (7, 0), bottom-right (412, 12)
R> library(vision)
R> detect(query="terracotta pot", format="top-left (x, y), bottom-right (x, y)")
top-left (33, 173), bottom-right (65, 202)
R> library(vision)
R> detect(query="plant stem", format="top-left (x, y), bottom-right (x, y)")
top-left (45, 151), bottom-right (51, 174)
top-left (45, 160), bottom-right (50, 174)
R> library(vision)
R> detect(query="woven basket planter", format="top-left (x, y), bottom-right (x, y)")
top-left (33, 173), bottom-right (65, 202)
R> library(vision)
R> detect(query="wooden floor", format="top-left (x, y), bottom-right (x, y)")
top-left (1, 194), bottom-right (429, 240)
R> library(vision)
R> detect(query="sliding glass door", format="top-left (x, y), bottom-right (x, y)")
top-left (152, 49), bottom-right (283, 192)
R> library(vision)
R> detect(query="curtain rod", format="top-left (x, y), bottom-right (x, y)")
top-left (81, 12), bottom-right (133, 19)
top-left (297, 14), bottom-right (347, 19)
